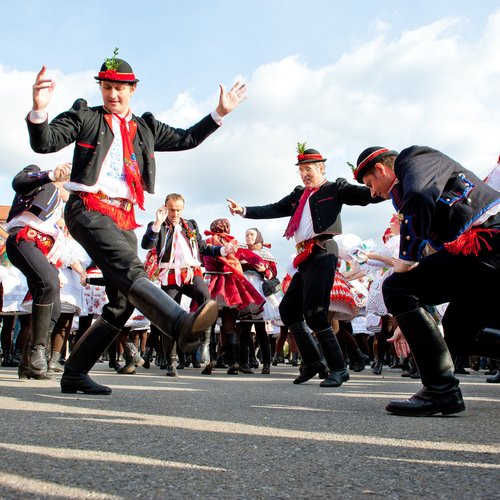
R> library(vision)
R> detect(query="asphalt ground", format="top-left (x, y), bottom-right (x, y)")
top-left (0, 362), bottom-right (498, 499)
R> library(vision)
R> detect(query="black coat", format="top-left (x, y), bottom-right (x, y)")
top-left (390, 146), bottom-right (500, 262)
top-left (7, 165), bottom-right (59, 224)
top-left (141, 219), bottom-right (222, 262)
top-left (244, 178), bottom-right (380, 235)
top-left (26, 99), bottom-right (220, 194)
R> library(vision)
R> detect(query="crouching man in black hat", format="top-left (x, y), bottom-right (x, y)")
top-left (227, 144), bottom-right (383, 388)
top-left (354, 146), bottom-right (500, 416)
top-left (26, 49), bottom-right (247, 395)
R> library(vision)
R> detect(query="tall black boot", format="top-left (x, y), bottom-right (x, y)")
top-left (226, 332), bottom-right (240, 375)
top-left (18, 303), bottom-right (54, 380)
top-left (60, 317), bottom-right (121, 395)
top-left (128, 277), bottom-right (218, 353)
top-left (290, 322), bottom-right (328, 384)
top-left (238, 325), bottom-right (254, 374)
top-left (386, 308), bottom-right (465, 417)
top-left (316, 327), bottom-right (349, 387)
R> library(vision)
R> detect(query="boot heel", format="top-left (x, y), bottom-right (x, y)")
top-left (61, 386), bottom-right (78, 394)
top-left (441, 403), bottom-right (466, 415)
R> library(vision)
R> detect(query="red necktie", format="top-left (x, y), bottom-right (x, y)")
top-left (284, 188), bottom-right (317, 239)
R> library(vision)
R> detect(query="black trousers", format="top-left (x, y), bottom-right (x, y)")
top-left (279, 245), bottom-right (337, 332)
top-left (64, 195), bottom-right (145, 329)
top-left (162, 275), bottom-right (211, 306)
top-left (383, 238), bottom-right (500, 354)
top-left (159, 275), bottom-right (211, 358)
top-left (6, 230), bottom-right (61, 330)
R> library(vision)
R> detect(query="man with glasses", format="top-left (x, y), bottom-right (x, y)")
top-left (227, 145), bottom-right (382, 387)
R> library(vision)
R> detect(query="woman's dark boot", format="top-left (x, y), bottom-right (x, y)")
top-left (226, 332), bottom-right (240, 375)
top-left (350, 349), bottom-right (370, 372)
top-left (290, 322), bottom-right (328, 384)
top-left (60, 317), bottom-right (120, 395)
top-left (315, 327), bottom-right (349, 387)
top-left (128, 277), bottom-right (217, 353)
top-left (386, 308), bottom-right (465, 417)
top-left (18, 303), bottom-right (54, 380)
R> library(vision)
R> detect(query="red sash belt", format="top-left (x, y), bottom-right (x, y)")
top-left (165, 266), bottom-right (203, 286)
top-left (16, 226), bottom-right (54, 255)
top-left (80, 192), bottom-right (139, 230)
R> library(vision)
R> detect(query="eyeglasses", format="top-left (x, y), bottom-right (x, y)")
top-left (297, 165), bottom-right (320, 175)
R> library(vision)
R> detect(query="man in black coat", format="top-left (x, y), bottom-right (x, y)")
top-left (141, 193), bottom-right (235, 374)
top-left (354, 145), bottom-right (500, 416)
top-left (227, 146), bottom-right (382, 388)
top-left (26, 51), bottom-right (246, 395)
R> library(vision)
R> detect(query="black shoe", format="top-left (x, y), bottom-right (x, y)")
top-left (108, 360), bottom-right (122, 371)
top-left (486, 371), bottom-right (500, 383)
top-left (454, 367), bottom-right (470, 375)
top-left (319, 368), bottom-right (349, 387)
top-left (261, 363), bottom-right (271, 375)
top-left (239, 364), bottom-right (254, 374)
top-left (227, 364), bottom-right (239, 375)
top-left (350, 351), bottom-right (370, 372)
top-left (294, 361), bottom-right (328, 384)
top-left (165, 365), bottom-right (177, 377)
top-left (201, 362), bottom-right (214, 375)
top-left (60, 368), bottom-right (111, 395)
top-left (386, 386), bottom-right (465, 417)
top-left (372, 359), bottom-right (384, 375)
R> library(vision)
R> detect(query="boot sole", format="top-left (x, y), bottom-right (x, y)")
top-left (61, 387), bottom-right (112, 395)
top-left (386, 403), bottom-right (466, 417)
top-left (192, 300), bottom-right (219, 334)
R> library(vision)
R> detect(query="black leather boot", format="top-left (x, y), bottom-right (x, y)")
top-left (128, 277), bottom-right (218, 353)
top-left (226, 332), bottom-right (240, 375)
top-left (60, 317), bottom-right (120, 395)
top-left (290, 322), bottom-right (329, 384)
top-left (386, 308), bottom-right (465, 417)
top-left (350, 349), bottom-right (370, 372)
top-left (316, 327), bottom-right (349, 388)
top-left (18, 303), bottom-right (54, 380)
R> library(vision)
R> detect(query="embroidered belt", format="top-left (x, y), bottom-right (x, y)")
top-left (78, 192), bottom-right (139, 231)
top-left (16, 226), bottom-right (54, 254)
top-left (162, 266), bottom-right (203, 286)
top-left (93, 191), bottom-right (133, 212)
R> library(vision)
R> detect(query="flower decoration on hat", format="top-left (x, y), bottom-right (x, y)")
top-left (104, 47), bottom-right (121, 71)
top-left (95, 47), bottom-right (139, 83)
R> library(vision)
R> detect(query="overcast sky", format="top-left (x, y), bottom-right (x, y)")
top-left (1, 0), bottom-right (499, 271)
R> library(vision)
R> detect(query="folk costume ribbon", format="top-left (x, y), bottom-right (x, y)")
top-left (113, 113), bottom-right (145, 210)
top-left (284, 187), bottom-right (318, 239)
